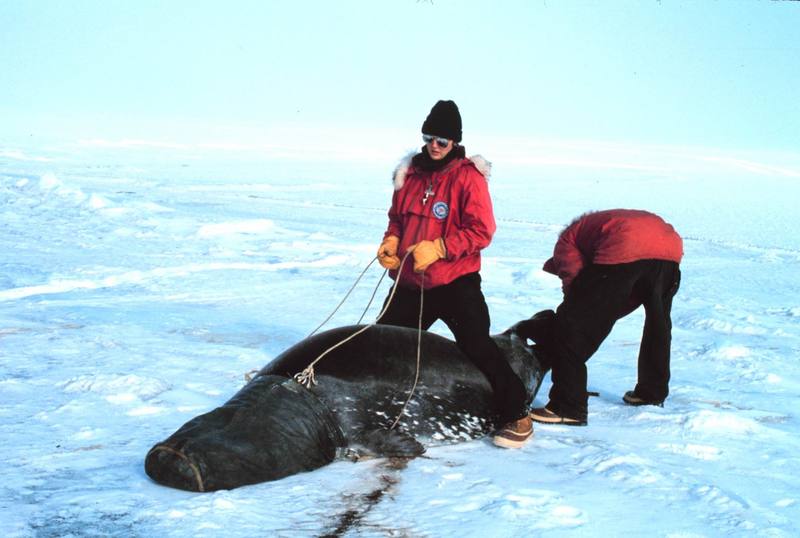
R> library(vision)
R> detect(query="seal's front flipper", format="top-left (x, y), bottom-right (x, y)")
top-left (352, 429), bottom-right (425, 458)
top-left (506, 309), bottom-right (556, 348)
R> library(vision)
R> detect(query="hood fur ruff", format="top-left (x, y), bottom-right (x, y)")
top-left (392, 151), bottom-right (492, 190)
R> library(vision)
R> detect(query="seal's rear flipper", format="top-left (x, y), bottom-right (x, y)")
top-left (352, 429), bottom-right (425, 458)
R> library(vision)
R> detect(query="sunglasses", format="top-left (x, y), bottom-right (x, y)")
top-left (422, 134), bottom-right (451, 148)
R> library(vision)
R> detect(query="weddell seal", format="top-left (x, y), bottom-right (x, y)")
top-left (145, 323), bottom-right (545, 492)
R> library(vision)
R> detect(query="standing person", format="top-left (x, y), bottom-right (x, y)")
top-left (522, 209), bottom-right (683, 426)
top-left (376, 100), bottom-right (532, 449)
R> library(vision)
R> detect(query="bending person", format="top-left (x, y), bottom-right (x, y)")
top-left (520, 209), bottom-right (683, 426)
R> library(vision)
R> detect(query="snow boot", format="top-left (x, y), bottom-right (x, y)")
top-left (493, 416), bottom-right (533, 449)
top-left (530, 407), bottom-right (587, 426)
top-left (623, 390), bottom-right (664, 407)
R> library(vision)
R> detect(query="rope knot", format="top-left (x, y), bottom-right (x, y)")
top-left (294, 367), bottom-right (317, 388)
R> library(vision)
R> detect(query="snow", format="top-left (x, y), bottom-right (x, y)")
top-left (1, 146), bottom-right (799, 537)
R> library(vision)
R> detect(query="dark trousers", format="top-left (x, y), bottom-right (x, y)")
top-left (376, 272), bottom-right (528, 425)
top-left (546, 260), bottom-right (681, 421)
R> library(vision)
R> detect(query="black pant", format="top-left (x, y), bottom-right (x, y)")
top-left (546, 260), bottom-right (681, 421)
top-left (376, 272), bottom-right (528, 425)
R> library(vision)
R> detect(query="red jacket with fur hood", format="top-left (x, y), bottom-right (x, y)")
top-left (384, 152), bottom-right (495, 289)
top-left (543, 209), bottom-right (683, 292)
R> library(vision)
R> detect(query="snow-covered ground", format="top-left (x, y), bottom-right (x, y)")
top-left (1, 145), bottom-right (799, 537)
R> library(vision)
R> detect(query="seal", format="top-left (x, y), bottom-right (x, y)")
top-left (144, 323), bottom-right (544, 492)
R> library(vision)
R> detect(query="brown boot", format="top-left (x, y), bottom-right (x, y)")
top-left (493, 416), bottom-right (533, 449)
top-left (530, 407), bottom-right (587, 426)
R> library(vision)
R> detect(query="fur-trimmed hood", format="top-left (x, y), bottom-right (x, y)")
top-left (392, 151), bottom-right (492, 190)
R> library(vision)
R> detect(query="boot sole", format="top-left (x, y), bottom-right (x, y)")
top-left (529, 411), bottom-right (587, 426)
top-left (623, 400), bottom-right (664, 407)
top-left (623, 394), bottom-right (664, 407)
top-left (493, 433), bottom-right (532, 449)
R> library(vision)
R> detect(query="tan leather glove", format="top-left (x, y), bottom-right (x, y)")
top-left (408, 238), bottom-right (446, 273)
top-left (377, 235), bottom-right (401, 270)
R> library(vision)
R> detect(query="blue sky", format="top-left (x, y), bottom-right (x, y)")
top-left (1, 1), bottom-right (799, 169)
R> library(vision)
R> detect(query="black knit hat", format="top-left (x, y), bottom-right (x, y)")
top-left (421, 100), bottom-right (462, 143)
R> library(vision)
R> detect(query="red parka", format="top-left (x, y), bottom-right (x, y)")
top-left (543, 209), bottom-right (683, 291)
top-left (384, 153), bottom-right (495, 289)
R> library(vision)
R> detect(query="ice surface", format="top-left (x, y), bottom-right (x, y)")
top-left (1, 147), bottom-right (799, 537)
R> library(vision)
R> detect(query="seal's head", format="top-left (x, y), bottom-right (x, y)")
top-left (145, 375), bottom-right (344, 492)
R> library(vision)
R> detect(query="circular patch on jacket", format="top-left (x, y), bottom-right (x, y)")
top-left (432, 201), bottom-right (449, 219)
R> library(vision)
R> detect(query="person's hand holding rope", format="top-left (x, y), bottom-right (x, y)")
top-left (377, 235), bottom-right (401, 270)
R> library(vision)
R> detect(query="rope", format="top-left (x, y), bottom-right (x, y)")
top-left (294, 251), bottom-right (414, 388)
top-left (246, 256), bottom-right (383, 386)
top-left (389, 271), bottom-right (424, 430)
top-left (243, 368), bottom-right (259, 383)
top-left (148, 445), bottom-right (205, 492)
top-left (357, 269), bottom-right (387, 325)
top-left (293, 251), bottom-right (429, 434)
top-left (307, 256), bottom-right (379, 338)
